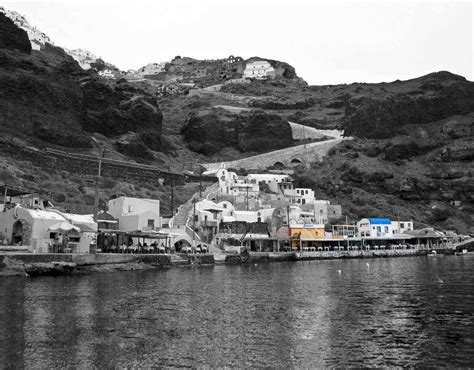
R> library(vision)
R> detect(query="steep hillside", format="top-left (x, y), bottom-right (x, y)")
top-left (0, 12), bottom-right (31, 53)
top-left (292, 112), bottom-right (474, 233)
top-left (1, 7), bottom-right (473, 232)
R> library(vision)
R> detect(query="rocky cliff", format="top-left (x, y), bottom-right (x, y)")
top-left (181, 109), bottom-right (294, 156)
top-left (0, 12), bottom-right (31, 53)
top-left (0, 13), bottom-right (164, 155)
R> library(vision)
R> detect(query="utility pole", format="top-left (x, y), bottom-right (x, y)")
top-left (287, 205), bottom-right (291, 250)
top-left (199, 173), bottom-right (202, 198)
top-left (3, 185), bottom-right (8, 208)
top-left (345, 214), bottom-right (349, 250)
top-left (93, 149), bottom-right (106, 222)
top-left (397, 209), bottom-right (401, 234)
top-left (246, 186), bottom-right (249, 211)
top-left (170, 177), bottom-right (175, 217)
top-left (192, 197), bottom-right (196, 250)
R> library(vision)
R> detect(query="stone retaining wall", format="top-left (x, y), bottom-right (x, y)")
top-left (0, 139), bottom-right (214, 186)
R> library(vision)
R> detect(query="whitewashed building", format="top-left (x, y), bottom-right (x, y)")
top-left (391, 221), bottom-right (414, 235)
top-left (98, 69), bottom-right (115, 79)
top-left (284, 188), bottom-right (315, 205)
top-left (243, 61), bottom-right (275, 79)
top-left (107, 197), bottom-right (161, 231)
top-left (357, 218), bottom-right (394, 238)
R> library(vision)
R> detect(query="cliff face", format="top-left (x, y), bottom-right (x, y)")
top-left (0, 14), bottom-right (163, 155)
top-left (0, 12), bottom-right (31, 53)
top-left (181, 109), bottom-right (294, 156)
top-left (342, 72), bottom-right (474, 138)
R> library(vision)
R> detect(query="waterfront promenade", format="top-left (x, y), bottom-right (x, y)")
top-left (1, 246), bottom-right (461, 276)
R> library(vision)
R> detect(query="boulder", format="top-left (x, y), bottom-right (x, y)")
top-left (0, 12), bottom-right (31, 54)
top-left (182, 109), bottom-right (294, 155)
top-left (24, 261), bottom-right (76, 276)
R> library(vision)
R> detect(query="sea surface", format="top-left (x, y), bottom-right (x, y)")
top-left (1, 255), bottom-right (474, 368)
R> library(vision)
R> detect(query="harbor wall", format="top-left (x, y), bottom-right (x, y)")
top-left (0, 248), bottom-right (450, 277)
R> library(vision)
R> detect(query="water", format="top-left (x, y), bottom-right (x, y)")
top-left (1, 256), bottom-right (474, 368)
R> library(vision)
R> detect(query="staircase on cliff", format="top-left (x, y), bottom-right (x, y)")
top-left (170, 182), bottom-right (220, 245)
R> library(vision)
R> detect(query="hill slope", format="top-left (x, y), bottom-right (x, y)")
top-left (0, 8), bottom-right (473, 232)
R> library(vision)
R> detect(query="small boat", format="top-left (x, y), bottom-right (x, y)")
top-left (455, 249), bottom-right (468, 256)
top-left (427, 250), bottom-right (438, 256)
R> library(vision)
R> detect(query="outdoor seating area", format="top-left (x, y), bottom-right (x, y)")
top-left (103, 242), bottom-right (170, 254)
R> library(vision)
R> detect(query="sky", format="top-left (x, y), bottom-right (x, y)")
top-left (2, 0), bottom-right (473, 84)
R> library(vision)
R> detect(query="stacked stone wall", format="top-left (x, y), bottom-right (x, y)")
top-left (0, 140), bottom-right (214, 185)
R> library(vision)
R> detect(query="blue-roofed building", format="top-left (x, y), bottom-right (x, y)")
top-left (357, 218), bottom-right (394, 238)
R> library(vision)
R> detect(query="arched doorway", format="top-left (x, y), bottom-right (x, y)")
top-left (174, 239), bottom-right (191, 252)
top-left (11, 219), bottom-right (31, 246)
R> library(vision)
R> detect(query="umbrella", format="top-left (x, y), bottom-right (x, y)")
top-left (46, 221), bottom-right (81, 233)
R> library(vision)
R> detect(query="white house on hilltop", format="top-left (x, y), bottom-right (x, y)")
top-left (98, 69), bottom-right (115, 79)
top-left (243, 61), bottom-right (275, 79)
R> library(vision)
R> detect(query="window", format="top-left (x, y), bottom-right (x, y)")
top-left (147, 219), bottom-right (154, 228)
top-left (305, 190), bottom-right (308, 194)
top-left (204, 215), bottom-right (208, 222)
top-left (302, 199), bottom-right (306, 204)
top-left (223, 204), bottom-right (227, 208)
top-left (377, 226), bottom-right (381, 232)
top-left (194, 215), bottom-right (198, 221)
top-left (384, 226), bottom-right (389, 233)
top-left (400, 222), bottom-right (405, 228)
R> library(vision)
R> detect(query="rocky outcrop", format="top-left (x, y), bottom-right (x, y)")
top-left (81, 78), bottom-right (163, 138)
top-left (0, 256), bottom-right (27, 276)
top-left (25, 261), bottom-right (77, 276)
top-left (0, 16), bottom-right (163, 153)
top-left (181, 109), bottom-right (294, 155)
top-left (343, 72), bottom-right (474, 139)
top-left (1, 6), bottom-right (49, 50)
top-left (0, 12), bottom-right (31, 53)
top-left (143, 55), bottom-right (301, 88)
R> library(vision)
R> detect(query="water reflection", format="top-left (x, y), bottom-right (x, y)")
top-left (0, 256), bottom-right (473, 367)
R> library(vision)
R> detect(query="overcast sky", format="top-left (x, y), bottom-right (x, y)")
top-left (3, 0), bottom-right (473, 84)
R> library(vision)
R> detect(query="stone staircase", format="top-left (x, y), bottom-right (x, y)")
top-left (172, 201), bottom-right (194, 228)
top-left (171, 182), bottom-right (219, 228)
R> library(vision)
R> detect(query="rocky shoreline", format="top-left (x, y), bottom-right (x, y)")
top-left (0, 248), bottom-right (450, 277)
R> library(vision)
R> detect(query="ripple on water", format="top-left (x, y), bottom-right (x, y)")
top-left (0, 256), bottom-right (473, 367)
